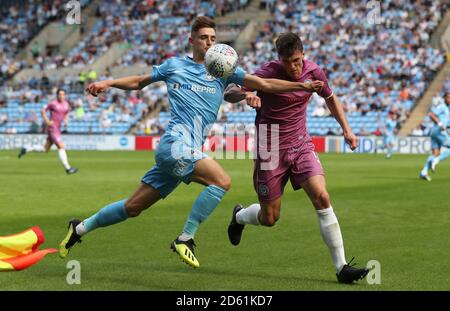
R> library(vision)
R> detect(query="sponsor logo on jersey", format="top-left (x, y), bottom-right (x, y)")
top-left (172, 83), bottom-right (216, 94)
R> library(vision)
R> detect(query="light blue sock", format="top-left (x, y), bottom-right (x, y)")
top-left (387, 146), bottom-right (393, 158)
top-left (438, 149), bottom-right (450, 162)
top-left (181, 185), bottom-right (227, 238)
top-left (421, 155), bottom-right (434, 175)
top-left (80, 199), bottom-right (128, 234)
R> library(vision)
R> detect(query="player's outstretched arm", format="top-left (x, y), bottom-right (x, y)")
top-left (64, 114), bottom-right (69, 128)
top-left (325, 94), bottom-right (358, 150)
top-left (41, 106), bottom-right (52, 126)
top-left (242, 74), bottom-right (323, 93)
top-left (86, 74), bottom-right (152, 96)
top-left (224, 84), bottom-right (261, 109)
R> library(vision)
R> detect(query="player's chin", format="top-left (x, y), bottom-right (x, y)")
top-left (289, 72), bottom-right (301, 80)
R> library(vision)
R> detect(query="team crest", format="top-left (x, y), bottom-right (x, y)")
top-left (190, 148), bottom-right (201, 159)
top-left (258, 184), bottom-right (269, 196)
top-left (205, 72), bottom-right (216, 81)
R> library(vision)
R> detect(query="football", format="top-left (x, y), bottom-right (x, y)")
top-left (204, 44), bottom-right (239, 78)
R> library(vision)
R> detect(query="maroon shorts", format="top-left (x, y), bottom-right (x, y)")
top-left (253, 145), bottom-right (324, 202)
top-left (47, 128), bottom-right (63, 146)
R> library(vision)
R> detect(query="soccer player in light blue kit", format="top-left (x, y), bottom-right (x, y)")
top-left (59, 16), bottom-right (323, 268)
top-left (420, 92), bottom-right (450, 181)
top-left (383, 111), bottom-right (397, 159)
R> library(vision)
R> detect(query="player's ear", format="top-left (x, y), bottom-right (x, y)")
top-left (188, 36), bottom-right (194, 45)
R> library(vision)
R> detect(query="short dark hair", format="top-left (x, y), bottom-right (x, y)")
top-left (191, 16), bottom-right (216, 36)
top-left (56, 88), bottom-right (65, 96)
top-left (275, 33), bottom-right (304, 58)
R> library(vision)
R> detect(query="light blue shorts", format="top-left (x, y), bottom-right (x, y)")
top-left (430, 128), bottom-right (449, 150)
top-left (141, 134), bottom-right (207, 198)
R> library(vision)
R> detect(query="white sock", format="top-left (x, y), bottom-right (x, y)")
top-left (75, 222), bottom-right (86, 236)
top-left (178, 232), bottom-right (194, 241)
top-left (316, 207), bottom-right (347, 273)
top-left (236, 203), bottom-right (261, 225)
top-left (58, 149), bottom-right (71, 170)
top-left (26, 145), bottom-right (45, 152)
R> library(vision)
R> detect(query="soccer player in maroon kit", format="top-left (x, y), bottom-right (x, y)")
top-left (18, 89), bottom-right (78, 175)
top-left (225, 33), bottom-right (369, 283)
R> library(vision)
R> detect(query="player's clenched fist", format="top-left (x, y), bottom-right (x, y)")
top-left (307, 80), bottom-right (324, 93)
top-left (245, 92), bottom-right (261, 109)
top-left (344, 131), bottom-right (358, 151)
top-left (86, 81), bottom-right (109, 97)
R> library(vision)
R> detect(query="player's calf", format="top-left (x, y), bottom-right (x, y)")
top-left (431, 158), bottom-right (440, 173)
top-left (258, 212), bottom-right (279, 226)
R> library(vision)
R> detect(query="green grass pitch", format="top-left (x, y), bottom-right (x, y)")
top-left (0, 150), bottom-right (449, 290)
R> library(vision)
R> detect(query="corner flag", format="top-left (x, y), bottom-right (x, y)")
top-left (0, 226), bottom-right (56, 271)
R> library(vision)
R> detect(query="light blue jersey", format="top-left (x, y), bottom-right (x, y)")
top-left (385, 118), bottom-right (397, 136)
top-left (142, 56), bottom-right (246, 197)
top-left (431, 101), bottom-right (449, 132)
top-left (430, 101), bottom-right (449, 150)
top-left (151, 56), bottom-right (245, 146)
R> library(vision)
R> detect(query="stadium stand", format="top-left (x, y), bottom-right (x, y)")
top-left (0, 0), bottom-right (448, 137)
top-left (0, 0), bottom-right (247, 135)
top-left (0, 0), bottom-right (92, 83)
top-left (237, 0), bottom-right (448, 136)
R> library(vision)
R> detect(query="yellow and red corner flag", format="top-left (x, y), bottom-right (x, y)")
top-left (0, 226), bottom-right (57, 272)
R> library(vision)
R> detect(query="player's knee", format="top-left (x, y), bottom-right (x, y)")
top-left (315, 191), bottom-right (330, 209)
top-left (214, 174), bottom-right (231, 191)
top-left (125, 207), bottom-right (141, 218)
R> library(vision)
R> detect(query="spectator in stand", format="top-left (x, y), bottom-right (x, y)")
top-left (357, 127), bottom-right (370, 136)
top-left (0, 113), bottom-right (8, 125)
top-left (411, 124), bottom-right (425, 137)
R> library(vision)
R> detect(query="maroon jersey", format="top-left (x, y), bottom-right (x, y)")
top-left (253, 59), bottom-right (333, 150)
top-left (45, 99), bottom-right (70, 132)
